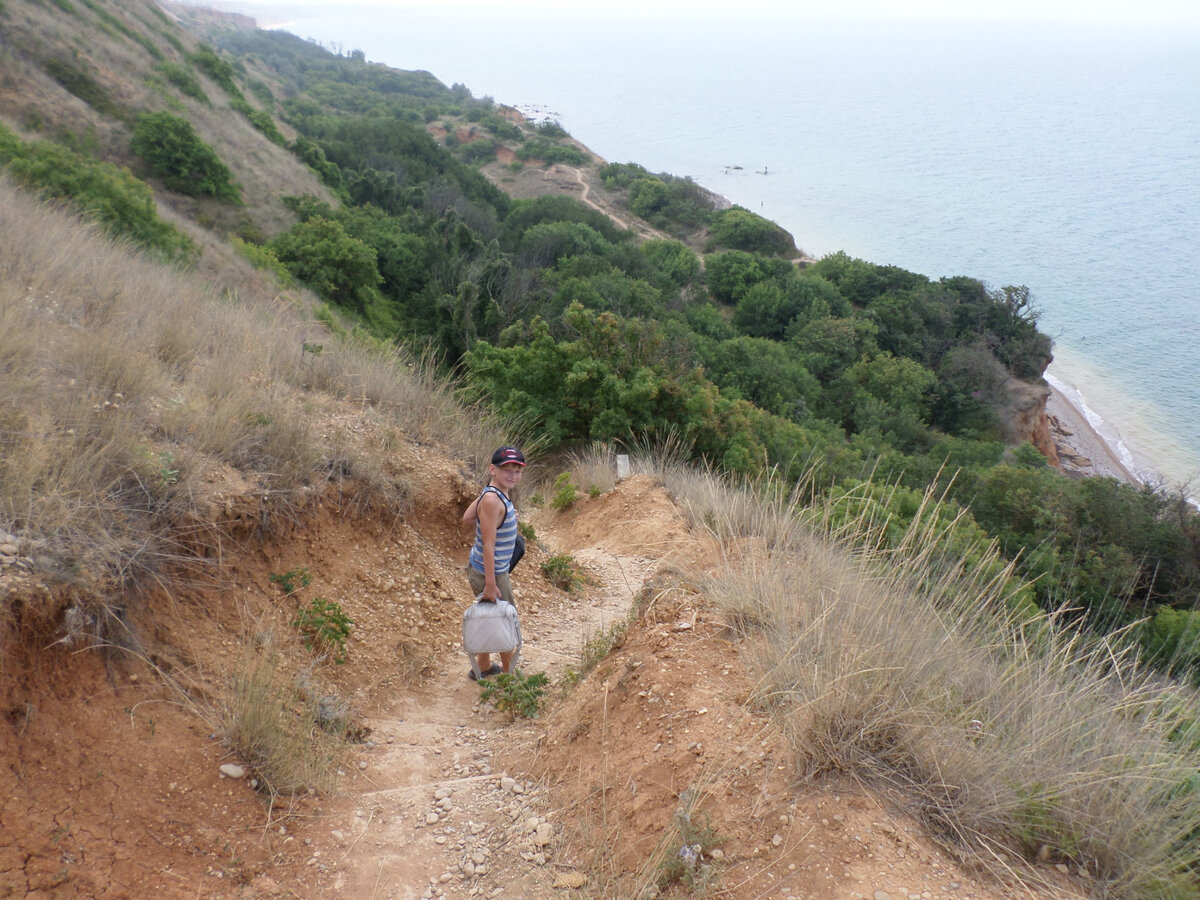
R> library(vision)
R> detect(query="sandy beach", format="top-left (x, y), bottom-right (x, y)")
top-left (1045, 386), bottom-right (1141, 487)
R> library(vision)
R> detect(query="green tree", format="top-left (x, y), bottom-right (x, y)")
top-left (699, 336), bottom-right (819, 421)
top-left (732, 281), bottom-right (793, 340)
top-left (332, 204), bottom-right (428, 303)
top-left (791, 315), bottom-right (879, 383)
top-left (840, 353), bottom-right (938, 451)
top-left (271, 216), bottom-right (382, 312)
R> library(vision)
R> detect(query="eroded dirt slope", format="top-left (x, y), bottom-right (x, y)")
top-left (2, 432), bottom-right (1092, 899)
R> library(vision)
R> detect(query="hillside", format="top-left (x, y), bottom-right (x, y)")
top-left (0, 407), bottom-right (1091, 899)
top-left (3, 0), bottom-right (1200, 897)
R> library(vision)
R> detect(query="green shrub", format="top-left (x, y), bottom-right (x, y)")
top-left (481, 115), bottom-right (522, 142)
top-left (231, 98), bottom-right (286, 145)
top-left (534, 119), bottom-right (568, 139)
top-left (516, 138), bottom-right (587, 166)
top-left (1142, 606), bottom-right (1200, 678)
top-left (549, 472), bottom-right (578, 510)
top-left (478, 670), bottom-right (550, 717)
top-left (459, 138), bottom-right (496, 164)
top-left (289, 137), bottom-right (344, 190)
top-left (541, 553), bottom-right (583, 592)
top-left (41, 57), bottom-right (125, 120)
top-left (131, 111), bottom-right (241, 201)
top-left (155, 61), bottom-right (208, 103)
top-left (293, 596), bottom-right (353, 663)
top-left (270, 216), bottom-right (382, 312)
top-left (187, 44), bottom-right (242, 99)
top-left (0, 127), bottom-right (195, 260)
top-left (707, 205), bottom-right (796, 256)
top-left (247, 79), bottom-right (275, 107)
top-left (232, 236), bottom-right (293, 285)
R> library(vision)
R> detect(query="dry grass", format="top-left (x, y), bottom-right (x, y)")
top-left (0, 177), bottom-right (506, 608)
top-left (599, 453), bottom-right (1200, 899)
top-left (224, 645), bottom-right (350, 800)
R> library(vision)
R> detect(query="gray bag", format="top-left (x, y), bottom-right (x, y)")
top-left (462, 596), bottom-right (522, 678)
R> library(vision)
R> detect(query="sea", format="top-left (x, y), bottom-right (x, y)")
top-left (267, 10), bottom-right (1200, 495)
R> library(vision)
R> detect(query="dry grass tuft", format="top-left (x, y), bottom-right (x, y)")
top-left (224, 646), bottom-right (351, 800)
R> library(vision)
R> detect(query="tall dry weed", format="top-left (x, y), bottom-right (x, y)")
top-left (224, 648), bottom-right (349, 799)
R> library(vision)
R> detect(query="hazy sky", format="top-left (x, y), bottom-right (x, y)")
top-left (216, 0), bottom-right (1200, 27)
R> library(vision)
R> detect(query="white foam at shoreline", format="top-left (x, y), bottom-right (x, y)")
top-left (1043, 371), bottom-right (1143, 478)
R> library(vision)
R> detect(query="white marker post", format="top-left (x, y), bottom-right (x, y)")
top-left (616, 454), bottom-right (631, 481)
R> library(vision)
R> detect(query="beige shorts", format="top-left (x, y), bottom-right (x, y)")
top-left (468, 567), bottom-right (513, 605)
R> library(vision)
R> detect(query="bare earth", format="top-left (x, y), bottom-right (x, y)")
top-left (0, 410), bottom-right (1095, 898)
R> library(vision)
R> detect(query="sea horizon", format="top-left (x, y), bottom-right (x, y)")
top-left (266, 11), bottom-right (1200, 496)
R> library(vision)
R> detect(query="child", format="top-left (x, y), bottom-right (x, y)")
top-left (462, 446), bottom-right (525, 678)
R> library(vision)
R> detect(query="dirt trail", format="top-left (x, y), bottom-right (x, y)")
top-left (302, 472), bottom-right (1086, 900)
top-left (567, 167), bottom-right (670, 243)
top-left (317, 493), bottom-right (666, 899)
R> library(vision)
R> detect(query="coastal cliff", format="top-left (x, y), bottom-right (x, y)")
top-left (1009, 379), bottom-right (1060, 467)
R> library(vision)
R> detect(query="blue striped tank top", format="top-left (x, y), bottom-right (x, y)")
top-left (469, 486), bottom-right (517, 575)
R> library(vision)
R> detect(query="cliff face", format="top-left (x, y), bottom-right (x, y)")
top-left (1007, 378), bottom-right (1060, 467)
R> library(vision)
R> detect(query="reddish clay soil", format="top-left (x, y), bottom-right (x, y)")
top-left (1, 421), bottom-right (1091, 899)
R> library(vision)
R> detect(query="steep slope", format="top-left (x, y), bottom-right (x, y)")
top-left (3, 2), bottom-right (1198, 896)
top-left (1, 422), bottom-right (1089, 897)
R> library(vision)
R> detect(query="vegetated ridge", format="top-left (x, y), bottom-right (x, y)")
top-left (2, 1), bottom-right (1200, 897)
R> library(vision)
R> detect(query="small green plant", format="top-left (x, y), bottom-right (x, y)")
top-left (478, 670), bottom-right (550, 718)
top-left (137, 447), bottom-right (179, 489)
top-left (541, 553), bottom-right (583, 592)
top-left (550, 472), bottom-right (578, 510)
top-left (655, 803), bottom-right (722, 893)
top-left (517, 520), bottom-right (536, 542)
top-left (293, 597), bottom-right (353, 664)
top-left (587, 484), bottom-right (602, 499)
top-left (579, 619), bottom-right (628, 674)
top-left (269, 567), bottom-right (312, 596)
